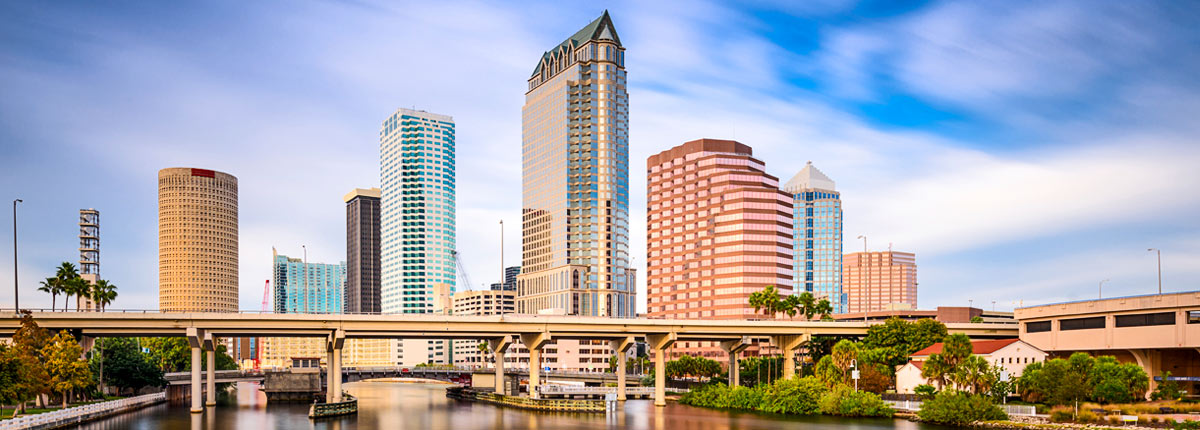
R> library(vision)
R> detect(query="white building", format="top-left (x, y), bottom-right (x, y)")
top-left (380, 108), bottom-right (456, 365)
top-left (895, 338), bottom-right (1047, 393)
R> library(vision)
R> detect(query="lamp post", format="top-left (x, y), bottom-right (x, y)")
top-left (1142, 248), bottom-right (1161, 295)
top-left (12, 199), bottom-right (21, 312)
top-left (1099, 279), bottom-right (1109, 299)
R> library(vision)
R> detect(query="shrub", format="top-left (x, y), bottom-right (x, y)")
top-left (914, 384), bottom-right (938, 400)
top-left (679, 384), bottom-right (730, 408)
top-left (726, 386), bottom-right (764, 410)
top-left (1049, 406), bottom-right (1073, 423)
top-left (818, 384), bottom-right (893, 418)
top-left (1176, 421), bottom-right (1200, 430)
top-left (918, 390), bottom-right (1008, 426)
top-left (757, 376), bottom-right (827, 415)
top-left (1076, 409), bottom-right (1098, 423)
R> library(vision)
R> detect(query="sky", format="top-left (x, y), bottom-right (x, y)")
top-left (2, 0), bottom-right (1199, 313)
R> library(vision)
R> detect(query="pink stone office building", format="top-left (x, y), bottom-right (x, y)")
top-left (843, 251), bottom-right (918, 313)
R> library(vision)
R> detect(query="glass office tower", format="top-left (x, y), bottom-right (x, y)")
top-left (784, 161), bottom-right (847, 313)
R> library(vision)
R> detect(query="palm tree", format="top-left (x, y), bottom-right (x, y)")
top-left (814, 298), bottom-right (834, 321)
top-left (750, 285), bottom-right (783, 319)
top-left (798, 292), bottom-right (816, 320)
top-left (54, 262), bottom-right (81, 310)
top-left (68, 277), bottom-right (92, 311)
top-left (91, 279), bottom-right (117, 311)
top-left (783, 295), bottom-right (800, 320)
top-left (38, 277), bottom-right (62, 311)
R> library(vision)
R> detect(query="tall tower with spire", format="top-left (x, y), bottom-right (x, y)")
top-left (783, 161), bottom-right (847, 313)
top-left (517, 11), bottom-right (633, 318)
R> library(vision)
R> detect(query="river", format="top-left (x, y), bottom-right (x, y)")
top-left (69, 381), bottom-right (953, 430)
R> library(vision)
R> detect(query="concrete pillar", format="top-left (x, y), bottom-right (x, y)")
top-left (326, 348), bottom-right (335, 403)
top-left (489, 337), bottom-right (512, 395)
top-left (520, 332), bottom-right (551, 399)
top-left (186, 328), bottom-right (203, 413)
top-left (611, 336), bottom-right (635, 401)
top-left (1130, 349), bottom-right (1162, 400)
top-left (721, 337), bottom-right (752, 388)
top-left (190, 346), bottom-right (202, 413)
top-left (332, 345), bottom-right (343, 402)
top-left (203, 333), bottom-right (216, 407)
top-left (646, 333), bottom-right (677, 407)
top-left (770, 334), bottom-right (807, 380)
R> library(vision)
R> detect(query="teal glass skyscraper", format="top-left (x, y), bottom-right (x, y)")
top-left (784, 162), bottom-right (847, 314)
top-left (272, 249), bottom-right (345, 314)
top-left (379, 108), bottom-right (456, 315)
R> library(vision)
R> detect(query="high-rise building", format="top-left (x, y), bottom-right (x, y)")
top-left (783, 162), bottom-right (846, 313)
top-left (345, 187), bottom-right (382, 314)
top-left (491, 266), bottom-right (520, 291)
top-left (380, 108), bottom-right (455, 365)
top-left (843, 251), bottom-right (918, 313)
top-left (272, 250), bottom-right (345, 314)
top-left (78, 209), bottom-right (99, 310)
top-left (158, 167), bottom-right (238, 312)
top-left (646, 139), bottom-right (795, 321)
top-left (451, 289), bottom-right (516, 367)
top-left (517, 11), bottom-right (633, 318)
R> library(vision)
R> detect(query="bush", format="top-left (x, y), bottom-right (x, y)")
top-left (679, 384), bottom-right (731, 408)
top-left (818, 384), bottom-right (893, 417)
top-left (914, 384), bottom-right (938, 400)
top-left (758, 376), bottom-right (828, 415)
top-left (726, 386), bottom-right (764, 410)
top-left (918, 390), bottom-right (1008, 426)
top-left (1076, 409), bottom-right (1098, 423)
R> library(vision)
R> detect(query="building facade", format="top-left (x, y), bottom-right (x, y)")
top-left (451, 290), bottom-right (516, 367)
top-left (158, 167), bottom-right (238, 312)
top-left (517, 11), bottom-right (633, 319)
top-left (380, 108), bottom-right (455, 365)
top-left (272, 250), bottom-right (345, 314)
top-left (895, 339), bottom-right (1046, 393)
top-left (843, 251), bottom-right (918, 313)
top-left (78, 209), bottom-right (100, 310)
top-left (345, 187), bottom-right (382, 314)
top-left (783, 162), bottom-right (846, 314)
top-left (646, 139), bottom-right (795, 320)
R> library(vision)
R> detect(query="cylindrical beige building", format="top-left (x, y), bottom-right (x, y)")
top-left (158, 167), bottom-right (239, 312)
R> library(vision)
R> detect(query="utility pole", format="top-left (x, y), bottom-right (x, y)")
top-left (500, 219), bottom-right (504, 289)
top-left (1147, 248), bottom-right (1156, 295)
top-left (12, 199), bottom-right (20, 312)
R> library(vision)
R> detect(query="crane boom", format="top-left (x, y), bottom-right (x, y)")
top-left (453, 250), bottom-right (473, 291)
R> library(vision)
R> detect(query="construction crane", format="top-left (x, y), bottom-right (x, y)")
top-left (261, 279), bottom-right (271, 312)
top-left (453, 250), bottom-right (474, 291)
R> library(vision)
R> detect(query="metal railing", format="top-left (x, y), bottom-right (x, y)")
top-left (882, 399), bottom-right (1036, 417)
top-left (0, 392), bottom-right (165, 430)
top-left (538, 385), bottom-right (687, 395)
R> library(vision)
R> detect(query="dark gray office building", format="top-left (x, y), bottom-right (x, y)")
top-left (345, 187), bottom-right (382, 314)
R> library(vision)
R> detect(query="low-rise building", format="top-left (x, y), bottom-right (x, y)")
top-left (895, 338), bottom-right (1046, 393)
top-left (833, 306), bottom-right (1015, 324)
top-left (451, 290), bottom-right (515, 367)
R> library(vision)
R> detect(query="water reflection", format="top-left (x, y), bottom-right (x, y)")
top-left (71, 381), bottom-right (945, 430)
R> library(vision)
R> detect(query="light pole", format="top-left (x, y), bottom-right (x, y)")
top-left (1099, 279), bottom-right (1109, 299)
top-left (499, 219), bottom-right (504, 290)
top-left (1142, 248), bottom-right (1161, 295)
top-left (12, 199), bottom-right (21, 312)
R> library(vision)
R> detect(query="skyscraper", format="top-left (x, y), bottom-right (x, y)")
top-left (646, 139), bottom-right (795, 320)
top-left (345, 187), bottom-right (382, 314)
top-left (843, 251), bottom-right (918, 313)
top-left (783, 162), bottom-right (847, 313)
top-left (272, 250), bottom-right (345, 314)
top-left (158, 167), bottom-right (238, 312)
top-left (380, 108), bottom-right (455, 365)
top-left (517, 11), bottom-right (633, 318)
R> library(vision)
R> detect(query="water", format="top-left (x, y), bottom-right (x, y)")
top-left (71, 381), bottom-right (954, 430)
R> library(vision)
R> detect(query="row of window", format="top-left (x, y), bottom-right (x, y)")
top-left (1026, 311), bottom-right (1195, 332)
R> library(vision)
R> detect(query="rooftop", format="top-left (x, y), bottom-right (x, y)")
top-left (531, 11), bottom-right (621, 78)
top-left (783, 161), bottom-right (836, 193)
top-left (912, 338), bottom-right (1020, 357)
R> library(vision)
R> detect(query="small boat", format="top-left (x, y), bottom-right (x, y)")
top-left (308, 393), bottom-right (357, 419)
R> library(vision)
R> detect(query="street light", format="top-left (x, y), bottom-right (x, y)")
top-left (12, 199), bottom-right (21, 312)
top-left (1099, 279), bottom-right (1109, 299)
top-left (1147, 248), bottom-right (1162, 294)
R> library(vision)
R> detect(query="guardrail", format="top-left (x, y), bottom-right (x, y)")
top-left (538, 386), bottom-right (687, 395)
top-left (882, 399), bottom-right (1036, 417)
top-left (0, 392), bottom-right (165, 430)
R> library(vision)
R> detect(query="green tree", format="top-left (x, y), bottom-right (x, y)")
top-left (813, 298), bottom-right (833, 320)
top-left (950, 355), bottom-right (998, 395)
top-left (89, 279), bottom-right (118, 311)
top-left (42, 331), bottom-right (92, 407)
top-left (757, 376), bottom-right (828, 415)
top-left (796, 292), bottom-right (815, 320)
top-left (91, 338), bottom-right (165, 395)
top-left (861, 317), bottom-right (947, 370)
top-left (921, 334), bottom-right (972, 389)
top-left (37, 277), bottom-right (62, 312)
top-left (53, 262), bottom-right (82, 311)
top-left (814, 355), bottom-right (843, 387)
top-left (830, 340), bottom-right (858, 382)
top-left (10, 311), bottom-right (50, 413)
top-left (1089, 355), bottom-right (1148, 403)
top-left (970, 316), bottom-right (984, 323)
top-left (749, 285), bottom-right (784, 319)
top-left (1150, 371), bottom-right (1184, 401)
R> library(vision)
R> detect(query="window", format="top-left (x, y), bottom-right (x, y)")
top-left (1115, 312), bottom-right (1175, 327)
top-left (1060, 316), bottom-right (1106, 331)
top-left (1025, 321), bottom-right (1051, 333)
top-left (1189, 311), bottom-right (1200, 324)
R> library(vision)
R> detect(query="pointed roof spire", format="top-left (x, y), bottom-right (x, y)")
top-left (531, 11), bottom-right (622, 77)
top-left (783, 161), bottom-right (837, 193)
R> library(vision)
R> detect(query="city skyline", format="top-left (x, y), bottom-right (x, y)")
top-left (3, 1), bottom-right (1200, 313)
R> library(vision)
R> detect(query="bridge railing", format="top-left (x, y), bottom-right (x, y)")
top-left (163, 369), bottom-right (264, 380)
top-left (0, 392), bottom-right (165, 430)
top-left (538, 385), bottom-right (687, 395)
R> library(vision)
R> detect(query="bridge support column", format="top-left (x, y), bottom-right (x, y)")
top-left (520, 332), bottom-right (551, 399)
top-left (488, 336), bottom-right (512, 395)
top-left (1130, 349), bottom-right (1162, 400)
top-left (611, 336), bottom-right (635, 401)
top-left (770, 334), bottom-right (807, 380)
top-left (186, 328), bottom-right (203, 413)
top-left (646, 333), bottom-right (677, 407)
top-left (721, 336), bottom-right (752, 388)
top-left (203, 333), bottom-right (216, 406)
top-left (327, 330), bottom-right (345, 403)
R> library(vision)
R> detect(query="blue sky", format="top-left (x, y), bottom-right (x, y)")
top-left (2, 0), bottom-right (1198, 312)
